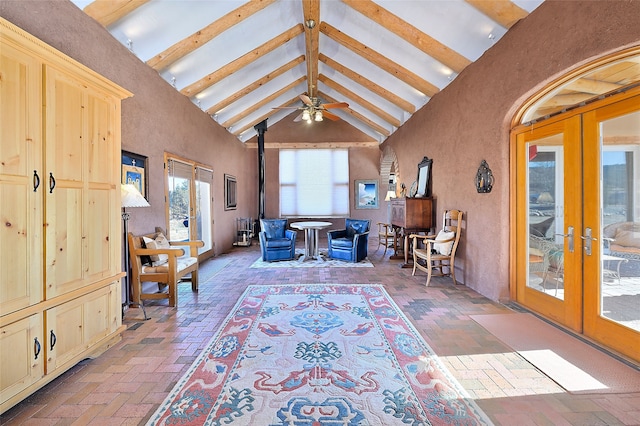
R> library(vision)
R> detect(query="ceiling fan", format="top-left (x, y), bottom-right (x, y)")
top-left (274, 94), bottom-right (349, 123)
top-left (271, 16), bottom-right (348, 123)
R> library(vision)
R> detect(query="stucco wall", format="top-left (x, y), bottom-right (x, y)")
top-left (383, 0), bottom-right (640, 300)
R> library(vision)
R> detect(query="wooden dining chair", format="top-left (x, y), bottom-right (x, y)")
top-left (376, 222), bottom-right (397, 255)
top-left (410, 209), bottom-right (463, 286)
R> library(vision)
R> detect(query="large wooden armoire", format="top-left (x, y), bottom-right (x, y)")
top-left (0, 18), bottom-right (131, 413)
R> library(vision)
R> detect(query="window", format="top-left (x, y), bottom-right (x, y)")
top-left (280, 149), bottom-right (349, 217)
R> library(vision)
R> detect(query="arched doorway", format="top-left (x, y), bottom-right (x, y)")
top-left (511, 48), bottom-right (640, 362)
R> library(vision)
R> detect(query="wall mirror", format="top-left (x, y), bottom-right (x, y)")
top-left (415, 156), bottom-right (433, 198)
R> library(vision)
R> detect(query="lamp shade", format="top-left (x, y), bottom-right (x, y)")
top-left (121, 184), bottom-right (150, 208)
top-left (385, 190), bottom-right (396, 201)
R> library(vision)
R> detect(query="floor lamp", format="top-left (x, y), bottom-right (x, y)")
top-left (121, 184), bottom-right (150, 319)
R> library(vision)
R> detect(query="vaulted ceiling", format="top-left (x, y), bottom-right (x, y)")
top-left (70, 0), bottom-right (546, 143)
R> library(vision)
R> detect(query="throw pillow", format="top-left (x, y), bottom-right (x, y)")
top-left (144, 233), bottom-right (171, 266)
top-left (433, 230), bottom-right (455, 255)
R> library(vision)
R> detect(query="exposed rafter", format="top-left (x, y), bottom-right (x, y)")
top-left (84, 0), bottom-right (150, 27)
top-left (181, 24), bottom-right (304, 96)
top-left (320, 21), bottom-right (439, 97)
top-left (343, 0), bottom-right (471, 73)
top-left (148, 0), bottom-right (276, 71)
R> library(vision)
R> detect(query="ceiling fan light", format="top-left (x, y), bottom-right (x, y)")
top-left (315, 111), bottom-right (323, 121)
top-left (302, 110), bottom-right (310, 121)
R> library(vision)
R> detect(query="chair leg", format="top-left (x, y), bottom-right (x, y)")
top-left (426, 264), bottom-right (433, 287)
top-left (168, 283), bottom-right (177, 307)
top-left (191, 270), bottom-right (199, 292)
top-left (411, 257), bottom-right (417, 276)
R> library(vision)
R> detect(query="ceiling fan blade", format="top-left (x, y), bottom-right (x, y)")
top-left (322, 111), bottom-right (340, 121)
top-left (321, 102), bottom-right (349, 109)
top-left (293, 112), bottom-right (305, 122)
top-left (299, 94), bottom-right (313, 106)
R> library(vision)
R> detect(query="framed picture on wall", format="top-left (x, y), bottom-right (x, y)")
top-left (355, 179), bottom-right (379, 209)
top-left (121, 150), bottom-right (148, 199)
top-left (225, 174), bottom-right (237, 210)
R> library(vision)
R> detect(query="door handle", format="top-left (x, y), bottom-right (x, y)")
top-left (581, 227), bottom-right (597, 256)
top-left (555, 225), bottom-right (574, 253)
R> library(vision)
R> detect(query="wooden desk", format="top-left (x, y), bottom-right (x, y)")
top-left (390, 197), bottom-right (433, 267)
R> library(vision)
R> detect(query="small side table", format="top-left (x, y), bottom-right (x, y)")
top-left (290, 221), bottom-right (332, 262)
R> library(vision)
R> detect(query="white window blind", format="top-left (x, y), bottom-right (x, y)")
top-left (280, 149), bottom-right (349, 217)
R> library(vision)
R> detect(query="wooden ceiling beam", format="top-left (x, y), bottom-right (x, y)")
top-left (147, 0), bottom-right (277, 71)
top-left (206, 55), bottom-right (305, 115)
top-left (221, 76), bottom-right (305, 127)
top-left (319, 53), bottom-right (415, 113)
top-left (565, 78), bottom-right (622, 95)
top-left (320, 22), bottom-right (439, 97)
top-left (83, 0), bottom-right (150, 27)
top-left (181, 24), bottom-right (304, 97)
top-left (318, 74), bottom-right (401, 127)
top-left (342, 0), bottom-right (470, 73)
top-left (465, 0), bottom-right (528, 28)
top-left (232, 96), bottom-right (300, 136)
top-left (539, 93), bottom-right (598, 108)
top-left (302, 0), bottom-right (320, 97)
top-left (320, 92), bottom-right (390, 136)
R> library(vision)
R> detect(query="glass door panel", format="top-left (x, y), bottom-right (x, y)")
top-left (583, 97), bottom-right (640, 360)
top-left (516, 116), bottom-right (582, 331)
top-left (527, 138), bottom-right (564, 299)
top-left (168, 175), bottom-right (191, 241)
top-left (195, 167), bottom-right (214, 258)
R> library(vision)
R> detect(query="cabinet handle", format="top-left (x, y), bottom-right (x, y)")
top-left (50, 330), bottom-right (57, 350)
top-left (34, 337), bottom-right (41, 360)
top-left (33, 170), bottom-right (40, 192)
top-left (49, 173), bottom-right (56, 193)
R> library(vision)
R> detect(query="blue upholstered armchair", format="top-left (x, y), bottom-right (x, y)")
top-left (259, 219), bottom-right (297, 262)
top-left (327, 219), bottom-right (371, 262)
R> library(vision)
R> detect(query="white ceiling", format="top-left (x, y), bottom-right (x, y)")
top-left (70, 0), bottom-right (545, 143)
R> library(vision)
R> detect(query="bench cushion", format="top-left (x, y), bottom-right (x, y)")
top-left (141, 256), bottom-right (197, 274)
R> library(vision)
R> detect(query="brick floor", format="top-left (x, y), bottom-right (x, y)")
top-left (1, 239), bottom-right (639, 425)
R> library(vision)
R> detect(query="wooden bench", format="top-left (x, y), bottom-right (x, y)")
top-left (127, 228), bottom-right (204, 308)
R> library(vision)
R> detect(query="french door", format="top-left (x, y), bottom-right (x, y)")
top-left (166, 155), bottom-right (214, 260)
top-left (515, 92), bottom-right (640, 362)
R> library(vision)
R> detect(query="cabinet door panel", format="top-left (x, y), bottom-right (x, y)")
top-left (87, 93), bottom-right (114, 183)
top-left (46, 187), bottom-right (84, 297)
top-left (0, 314), bottom-right (44, 405)
top-left (45, 284), bottom-right (117, 374)
top-left (0, 41), bottom-right (43, 313)
top-left (45, 67), bottom-right (86, 297)
top-left (86, 90), bottom-right (117, 280)
top-left (87, 189), bottom-right (112, 279)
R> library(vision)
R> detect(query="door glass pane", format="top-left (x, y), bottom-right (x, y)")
top-left (168, 176), bottom-right (190, 241)
top-left (195, 178), bottom-right (212, 254)
top-left (599, 110), bottom-right (640, 332)
top-left (527, 135), bottom-right (565, 299)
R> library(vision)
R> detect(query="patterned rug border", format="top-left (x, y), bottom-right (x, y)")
top-left (249, 249), bottom-right (373, 268)
top-left (147, 284), bottom-right (492, 425)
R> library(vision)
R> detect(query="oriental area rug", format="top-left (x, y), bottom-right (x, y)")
top-left (147, 284), bottom-right (492, 425)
